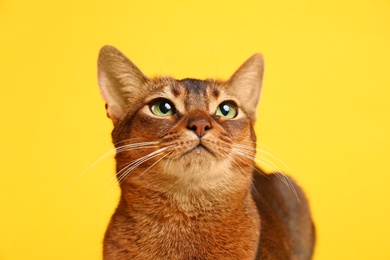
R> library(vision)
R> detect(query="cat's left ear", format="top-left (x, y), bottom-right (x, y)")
top-left (227, 53), bottom-right (264, 122)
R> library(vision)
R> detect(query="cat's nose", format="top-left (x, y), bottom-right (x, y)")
top-left (187, 119), bottom-right (211, 137)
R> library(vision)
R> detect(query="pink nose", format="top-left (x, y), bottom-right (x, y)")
top-left (187, 119), bottom-right (211, 137)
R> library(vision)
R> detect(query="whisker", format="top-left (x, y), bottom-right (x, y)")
top-left (230, 148), bottom-right (265, 176)
top-left (82, 141), bottom-right (160, 178)
top-left (224, 150), bottom-right (260, 197)
top-left (163, 150), bottom-right (176, 175)
top-left (252, 156), bottom-right (300, 202)
top-left (232, 145), bottom-right (300, 202)
top-left (256, 149), bottom-right (295, 176)
top-left (80, 147), bottom-right (117, 177)
top-left (116, 142), bottom-right (159, 152)
top-left (234, 143), bottom-right (295, 176)
top-left (92, 143), bottom-right (160, 189)
top-left (117, 146), bottom-right (171, 184)
top-left (101, 146), bottom-right (173, 204)
top-left (233, 145), bottom-right (278, 171)
top-left (139, 150), bottom-right (174, 177)
top-left (113, 138), bottom-right (158, 146)
top-left (166, 150), bottom-right (176, 175)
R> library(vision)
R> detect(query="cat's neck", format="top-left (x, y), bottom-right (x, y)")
top-left (118, 166), bottom-right (253, 217)
top-left (112, 174), bottom-right (260, 259)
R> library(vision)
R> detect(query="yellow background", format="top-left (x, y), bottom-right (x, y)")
top-left (1, 0), bottom-right (389, 259)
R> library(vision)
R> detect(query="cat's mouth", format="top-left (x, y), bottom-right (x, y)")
top-left (184, 143), bottom-right (215, 157)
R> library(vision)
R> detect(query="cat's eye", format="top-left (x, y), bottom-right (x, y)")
top-left (149, 99), bottom-right (175, 117)
top-left (216, 102), bottom-right (238, 119)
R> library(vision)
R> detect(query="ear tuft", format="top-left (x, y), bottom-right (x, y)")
top-left (227, 53), bottom-right (264, 122)
top-left (98, 45), bottom-right (148, 123)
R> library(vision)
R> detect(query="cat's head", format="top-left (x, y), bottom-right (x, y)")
top-left (98, 46), bottom-right (264, 192)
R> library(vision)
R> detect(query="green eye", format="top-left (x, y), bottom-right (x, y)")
top-left (216, 102), bottom-right (238, 119)
top-left (149, 99), bottom-right (175, 117)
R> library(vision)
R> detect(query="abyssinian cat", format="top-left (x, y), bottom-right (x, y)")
top-left (97, 45), bottom-right (315, 259)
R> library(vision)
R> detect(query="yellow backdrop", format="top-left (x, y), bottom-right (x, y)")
top-left (1, 0), bottom-right (389, 259)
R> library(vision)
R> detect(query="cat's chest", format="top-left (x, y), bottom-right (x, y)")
top-left (116, 209), bottom-right (259, 259)
top-left (106, 181), bottom-right (260, 259)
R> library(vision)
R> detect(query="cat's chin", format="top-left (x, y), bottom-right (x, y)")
top-left (160, 154), bottom-right (233, 187)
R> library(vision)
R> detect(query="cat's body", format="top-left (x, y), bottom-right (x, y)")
top-left (98, 46), bottom-right (315, 259)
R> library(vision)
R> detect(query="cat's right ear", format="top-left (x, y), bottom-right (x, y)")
top-left (98, 45), bottom-right (148, 124)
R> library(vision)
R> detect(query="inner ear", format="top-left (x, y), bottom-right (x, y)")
top-left (98, 45), bottom-right (149, 123)
top-left (227, 53), bottom-right (264, 122)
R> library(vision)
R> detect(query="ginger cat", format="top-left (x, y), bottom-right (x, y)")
top-left (97, 46), bottom-right (315, 259)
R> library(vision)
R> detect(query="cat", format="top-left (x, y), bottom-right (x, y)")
top-left (97, 45), bottom-right (315, 259)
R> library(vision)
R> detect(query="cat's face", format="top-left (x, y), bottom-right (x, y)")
top-left (98, 46), bottom-right (264, 190)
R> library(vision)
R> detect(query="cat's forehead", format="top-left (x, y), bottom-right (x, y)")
top-left (178, 78), bottom-right (216, 95)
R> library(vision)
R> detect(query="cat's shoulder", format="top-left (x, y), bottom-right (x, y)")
top-left (251, 169), bottom-right (316, 260)
top-left (251, 169), bottom-right (309, 213)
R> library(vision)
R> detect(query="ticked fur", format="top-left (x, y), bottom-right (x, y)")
top-left (97, 46), bottom-right (315, 259)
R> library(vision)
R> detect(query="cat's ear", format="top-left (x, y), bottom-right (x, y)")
top-left (98, 45), bottom-right (148, 123)
top-left (227, 53), bottom-right (264, 122)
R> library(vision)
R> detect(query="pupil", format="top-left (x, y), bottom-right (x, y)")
top-left (160, 102), bottom-right (171, 113)
top-left (222, 104), bottom-right (229, 116)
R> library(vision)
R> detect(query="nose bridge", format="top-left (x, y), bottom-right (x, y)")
top-left (185, 108), bottom-right (210, 121)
